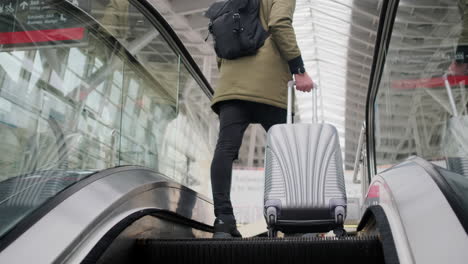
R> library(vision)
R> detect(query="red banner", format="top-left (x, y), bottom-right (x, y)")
top-left (0, 27), bottom-right (85, 45)
top-left (392, 75), bottom-right (468, 89)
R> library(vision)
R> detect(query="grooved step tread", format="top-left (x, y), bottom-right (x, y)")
top-left (133, 236), bottom-right (385, 264)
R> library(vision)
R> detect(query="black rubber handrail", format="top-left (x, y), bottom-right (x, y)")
top-left (411, 157), bottom-right (468, 234)
top-left (0, 165), bottom-right (212, 252)
top-left (82, 209), bottom-right (214, 264)
top-left (358, 205), bottom-right (400, 264)
top-left (134, 0), bottom-right (214, 97)
top-left (365, 0), bottom-right (401, 179)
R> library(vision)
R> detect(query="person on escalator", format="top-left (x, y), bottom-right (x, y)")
top-left (207, 0), bottom-right (314, 238)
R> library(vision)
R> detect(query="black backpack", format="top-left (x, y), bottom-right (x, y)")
top-left (205, 0), bottom-right (269, 60)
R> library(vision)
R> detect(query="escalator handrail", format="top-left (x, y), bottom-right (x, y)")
top-left (410, 157), bottom-right (468, 234)
top-left (358, 205), bottom-right (400, 264)
top-left (0, 165), bottom-right (213, 253)
top-left (365, 0), bottom-right (401, 180)
top-left (134, 0), bottom-right (214, 97)
top-left (82, 208), bottom-right (214, 264)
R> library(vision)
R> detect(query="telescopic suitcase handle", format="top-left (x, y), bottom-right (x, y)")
top-left (287, 80), bottom-right (319, 124)
top-left (287, 81), bottom-right (294, 124)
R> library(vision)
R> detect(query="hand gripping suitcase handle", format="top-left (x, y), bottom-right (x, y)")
top-left (287, 80), bottom-right (319, 124)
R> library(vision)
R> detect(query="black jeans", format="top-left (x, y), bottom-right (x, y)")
top-left (211, 100), bottom-right (287, 217)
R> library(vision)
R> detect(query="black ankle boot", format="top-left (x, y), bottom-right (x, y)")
top-left (213, 214), bottom-right (242, 238)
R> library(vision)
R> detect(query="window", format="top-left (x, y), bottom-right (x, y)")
top-left (0, 0), bottom-right (216, 238)
top-left (374, 0), bottom-right (468, 178)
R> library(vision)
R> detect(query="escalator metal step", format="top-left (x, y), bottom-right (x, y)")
top-left (133, 236), bottom-right (385, 264)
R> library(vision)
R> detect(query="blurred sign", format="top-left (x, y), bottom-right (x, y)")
top-left (231, 169), bottom-right (265, 225)
top-left (0, 0), bottom-right (90, 47)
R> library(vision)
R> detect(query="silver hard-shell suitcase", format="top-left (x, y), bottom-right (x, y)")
top-left (264, 81), bottom-right (347, 237)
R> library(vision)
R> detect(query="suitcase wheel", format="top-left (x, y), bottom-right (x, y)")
top-left (334, 206), bottom-right (345, 225)
top-left (266, 206), bottom-right (278, 238)
top-left (267, 228), bottom-right (277, 238)
top-left (337, 214), bottom-right (344, 225)
top-left (266, 206), bottom-right (277, 225)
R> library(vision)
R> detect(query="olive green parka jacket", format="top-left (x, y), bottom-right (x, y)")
top-left (211, 0), bottom-right (302, 113)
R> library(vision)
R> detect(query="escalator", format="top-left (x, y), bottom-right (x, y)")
top-left (0, 167), bottom-right (390, 264)
top-left (72, 172), bottom-right (388, 264)
top-left (5, 0), bottom-right (468, 263)
top-left (0, 1), bottom-right (387, 263)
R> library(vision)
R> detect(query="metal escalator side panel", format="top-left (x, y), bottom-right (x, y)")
top-left (364, 158), bottom-right (468, 264)
top-left (0, 170), bottom-right (96, 247)
top-left (362, 176), bottom-right (413, 264)
top-left (0, 167), bottom-right (214, 264)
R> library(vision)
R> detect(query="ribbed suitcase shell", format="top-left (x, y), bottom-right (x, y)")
top-left (264, 122), bottom-right (347, 234)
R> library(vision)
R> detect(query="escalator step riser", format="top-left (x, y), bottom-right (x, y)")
top-left (133, 237), bottom-right (385, 264)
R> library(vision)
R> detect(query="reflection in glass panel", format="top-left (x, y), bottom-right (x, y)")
top-left (171, 66), bottom-right (218, 195)
top-left (93, 0), bottom-right (219, 195)
top-left (0, 0), bottom-right (217, 238)
top-left (92, 0), bottom-right (179, 102)
top-left (0, 44), bottom-right (122, 236)
top-left (0, 45), bottom-right (121, 180)
top-left (374, 0), bottom-right (468, 177)
top-left (92, 0), bottom-right (182, 181)
top-left (0, 0), bottom-right (171, 238)
top-left (119, 68), bottom-right (177, 176)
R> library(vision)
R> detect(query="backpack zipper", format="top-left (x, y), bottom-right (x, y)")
top-left (232, 13), bottom-right (243, 33)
